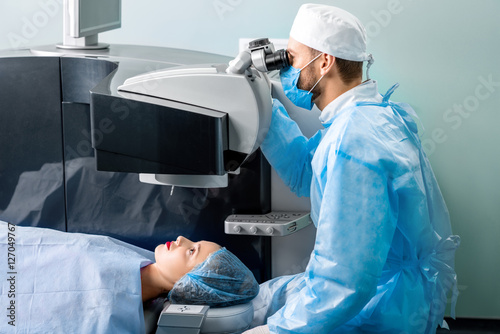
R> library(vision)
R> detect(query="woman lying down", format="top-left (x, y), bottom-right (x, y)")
top-left (0, 220), bottom-right (259, 333)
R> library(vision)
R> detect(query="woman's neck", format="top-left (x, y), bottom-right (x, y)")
top-left (140, 264), bottom-right (170, 302)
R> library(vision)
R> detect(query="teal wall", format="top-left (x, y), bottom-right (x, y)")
top-left (1, 0), bottom-right (499, 319)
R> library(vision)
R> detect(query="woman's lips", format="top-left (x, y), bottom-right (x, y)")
top-left (166, 241), bottom-right (172, 250)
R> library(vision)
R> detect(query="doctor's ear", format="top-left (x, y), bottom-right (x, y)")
top-left (319, 54), bottom-right (336, 76)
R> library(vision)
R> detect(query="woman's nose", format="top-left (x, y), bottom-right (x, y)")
top-left (176, 236), bottom-right (192, 246)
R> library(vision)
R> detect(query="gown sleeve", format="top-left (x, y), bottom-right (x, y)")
top-left (260, 99), bottom-right (324, 198)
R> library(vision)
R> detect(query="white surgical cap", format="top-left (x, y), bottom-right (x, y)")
top-left (290, 3), bottom-right (374, 72)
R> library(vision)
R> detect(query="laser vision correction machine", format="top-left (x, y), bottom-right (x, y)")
top-left (87, 37), bottom-right (309, 227)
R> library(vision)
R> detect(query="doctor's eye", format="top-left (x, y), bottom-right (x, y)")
top-left (287, 51), bottom-right (294, 65)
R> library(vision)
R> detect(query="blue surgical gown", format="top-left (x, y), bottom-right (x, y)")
top-left (0, 221), bottom-right (154, 334)
top-left (256, 80), bottom-right (460, 333)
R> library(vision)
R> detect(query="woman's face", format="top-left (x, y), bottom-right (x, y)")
top-left (154, 236), bottom-right (220, 287)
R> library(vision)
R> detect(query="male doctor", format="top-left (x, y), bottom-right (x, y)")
top-left (244, 4), bottom-right (459, 334)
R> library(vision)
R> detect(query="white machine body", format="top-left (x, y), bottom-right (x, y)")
top-left (117, 64), bottom-right (272, 187)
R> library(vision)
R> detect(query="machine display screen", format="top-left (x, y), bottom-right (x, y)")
top-left (78, 0), bottom-right (121, 36)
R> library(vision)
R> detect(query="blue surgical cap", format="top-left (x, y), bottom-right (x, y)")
top-left (168, 247), bottom-right (259, 308)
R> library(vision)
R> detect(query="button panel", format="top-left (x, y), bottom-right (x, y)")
top-left (224, 211), bottom-right (311, 236)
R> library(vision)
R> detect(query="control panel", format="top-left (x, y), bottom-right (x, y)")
top-left (224, 212), bottom-right (311, 236)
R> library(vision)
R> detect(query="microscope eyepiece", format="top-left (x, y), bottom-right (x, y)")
top-left (245, 38), bottom-right (291, 73)
top-left (265, 49), bottom-right (290, 71)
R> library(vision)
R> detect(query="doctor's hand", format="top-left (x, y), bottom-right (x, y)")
top-left (243, 324), bottom-right (270, 334)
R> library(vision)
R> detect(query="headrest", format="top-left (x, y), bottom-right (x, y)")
top-left (201, 303), bottom-right (254, 334)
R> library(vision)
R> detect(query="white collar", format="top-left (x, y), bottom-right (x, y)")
top-left (318, 80), bottom-right (382, 125)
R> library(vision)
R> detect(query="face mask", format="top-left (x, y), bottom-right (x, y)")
top-left (280, 53), bottom-right (324, 110)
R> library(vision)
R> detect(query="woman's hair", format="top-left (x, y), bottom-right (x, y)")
top-left (168, 247), bottom-right (259, 308)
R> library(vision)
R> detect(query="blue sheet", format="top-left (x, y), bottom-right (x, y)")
top-left (0, 221), bottom-right (154, 333)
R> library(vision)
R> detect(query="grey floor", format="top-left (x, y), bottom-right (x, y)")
top-left (436, 318), bottom-right (500, 333)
